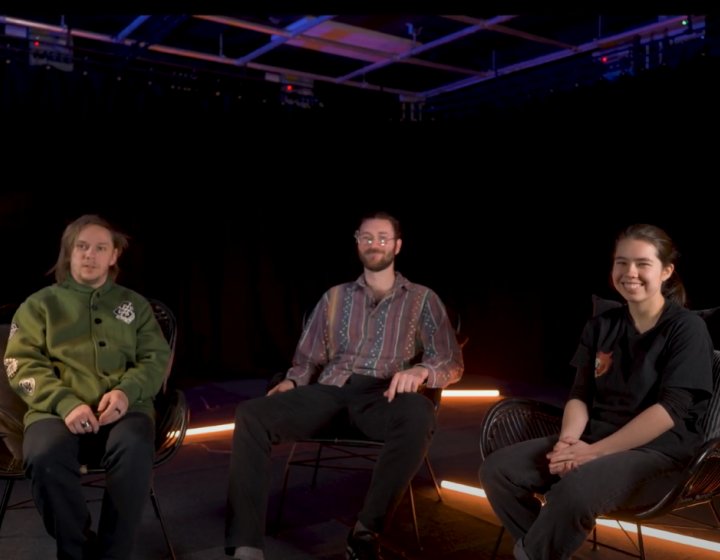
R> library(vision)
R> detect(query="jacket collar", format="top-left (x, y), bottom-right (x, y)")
top-left (60, 276), bottom-right (115, 296)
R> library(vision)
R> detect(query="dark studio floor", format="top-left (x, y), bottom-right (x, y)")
top-left (1, 373), bottom-right (719, 560)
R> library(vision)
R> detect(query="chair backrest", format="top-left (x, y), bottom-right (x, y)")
top-left (700, 349), bottom-right (720, 442)
top-left (1, 321), bottom-right (26, 470)
top-left (144, 298), bottom-right (189, 467)
top-left (142, 298), bottom-right (188, 460)
top-left (147, 298), bottom-right (177, 390)
top-left (446, 305), bottom-right (468, 349)
top-left (479, 397), bottom-right (563, 460)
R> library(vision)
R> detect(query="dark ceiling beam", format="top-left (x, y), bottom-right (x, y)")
top-left (443, 15), bottom-right (577, 50)
top-left (127, 15), bottom-right (189, 45)
top-left (143, 44), bottom-right (419, 97)
top-left (195, 15), bottom-right (486, 78)
top-left (422, 14), bottom-right (694, 98)
top-left (115, 16), bottom-right (151, 42)
top-left (234, 15), bottom-right (335, 65)
top-left (336, 15), bottom-right (517, 84)
top-left (194, 15), bottom-right (291, 38)
top-left (101, 14), bottom-right (191, 76)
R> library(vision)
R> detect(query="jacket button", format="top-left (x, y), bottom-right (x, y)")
top-left (99, 341), bottom-right (106, 347)
top-left (94, 318), bottom-right (102, 324)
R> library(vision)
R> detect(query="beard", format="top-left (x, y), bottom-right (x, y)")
top-left (358, 248), bottom-right (395, 272)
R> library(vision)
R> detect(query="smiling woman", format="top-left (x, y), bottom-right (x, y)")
top-left (479, 222), bottom-right (715, 560)
top-left (612, 224), bottom-right (685, 322)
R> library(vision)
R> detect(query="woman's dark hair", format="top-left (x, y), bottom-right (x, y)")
top-left (616, 223), bottom-right (686, 307)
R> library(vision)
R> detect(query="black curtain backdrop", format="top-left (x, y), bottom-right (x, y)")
top-left (2, 49), bottom-right (720, 392)
top-left (2, 175), bottom-right (718, 393)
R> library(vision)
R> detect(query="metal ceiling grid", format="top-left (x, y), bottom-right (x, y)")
top-left (0, 13), bottom-right (705, 106)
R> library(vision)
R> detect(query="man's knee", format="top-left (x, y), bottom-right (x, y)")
top-left (108, 417), bottom-right (154, 464)
top-left (234, 396), bottom-right (268, 429)
top-left (391, 393), bottom-right (437, 436)
top-left (479, 451), bottom-right (500, 487)
top-left (543, 475), bottom-right (594, 515)
top-left (23, 423), bottom-right (73, 475)
top-left (479, 446), bottom-right (522, 491)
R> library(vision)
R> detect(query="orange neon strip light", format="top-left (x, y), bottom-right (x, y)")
top-left (442, 389), bottom-right (500, 397)
top-left (440, 481), bottom-right (720, 553)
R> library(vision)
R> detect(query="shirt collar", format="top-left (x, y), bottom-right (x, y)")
top-left (354, 271), bottom-right (409, 292)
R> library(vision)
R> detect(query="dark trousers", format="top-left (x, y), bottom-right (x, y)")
top-left (23, 412), bottom-right (155, 560)
top-left (479, 436), bottom-right (683, 560)
top-left (225, 374), bottom-right (437, 550)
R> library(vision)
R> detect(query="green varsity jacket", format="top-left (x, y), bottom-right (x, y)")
top-left (3, 277), bottom-right (171, 427)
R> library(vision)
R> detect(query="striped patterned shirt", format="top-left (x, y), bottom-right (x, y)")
top-left (286, 273), bottom-right (463, 389)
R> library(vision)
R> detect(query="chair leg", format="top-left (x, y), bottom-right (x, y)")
top-left (590, 520), bottom-right (643, 559)
top-left (310, 443), bottom-right (324, 489)
top-left (490, 525), bottom-right (505, 560)
top-left (149, 485), bottom-right (177, 560)
top-left (0, 479), bottom-right (16, 532)
top-left (636, 524), bottom-right (645, 560)
top-left (591, 525), bottom-right (598, 550)
top-left (710, 498), bottom-right (720, 525)
top-left (423, 455), bottom-right (443, 503)
top-left (407, 480), bottom-right (422, 551)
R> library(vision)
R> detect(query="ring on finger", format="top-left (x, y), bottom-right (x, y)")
top-left (80, 420), bottom-right (90, 429)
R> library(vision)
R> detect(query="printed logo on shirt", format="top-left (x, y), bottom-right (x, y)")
top-left (8, 322), bottom-right (18, 340)
top-left (4, 357), bottom-right (18, 379)
top-left (18, 377), bottom-right (35, 395)
top-left (114, 301), bottom-right (136, 325)
top-left (594, 350), bottom-right (613, 378)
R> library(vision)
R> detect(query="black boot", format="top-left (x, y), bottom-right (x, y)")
top-left (346, 528), bottom-right (383, 560)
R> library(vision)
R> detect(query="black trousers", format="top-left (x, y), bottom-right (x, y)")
top-left (225, 374), bottom-right (437, 550)
top-left (479, 436), bottom-right (683, 560)
top-left (23, 413), bottom-right (155, 560)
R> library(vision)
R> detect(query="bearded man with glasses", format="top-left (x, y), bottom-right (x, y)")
top-left (225, 211), bottom-right (464, 560)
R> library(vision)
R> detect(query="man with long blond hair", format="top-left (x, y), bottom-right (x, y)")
top-left (4, 214), bottom-right (170, 560)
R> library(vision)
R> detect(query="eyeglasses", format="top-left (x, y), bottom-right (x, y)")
top-left (354, 232), bottom-right (396, 247)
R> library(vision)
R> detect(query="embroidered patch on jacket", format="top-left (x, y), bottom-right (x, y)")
top-left (18, 377), bottom-right (35, 395)
top-left (114, 301), bottom-right (136, 324)
top-left (594, 350), bottom-right (613, 378)
top-left (8, 322), bottom-right (18, 340)
top-left (4, 357), bottom-right (18, 379)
